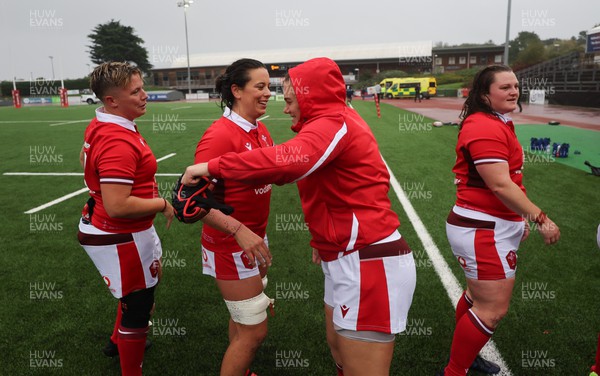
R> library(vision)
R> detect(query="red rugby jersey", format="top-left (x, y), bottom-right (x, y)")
top-left (206, 58), bottom-right (401, 259)
top-left (453, 112), bottom-right (525, 221)
top-left (82, 108), bottom-right (158, 233)
top-left (195, 109), bottom-right (274, 253)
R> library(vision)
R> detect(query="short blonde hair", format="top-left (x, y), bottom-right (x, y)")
top-left (90, 62), bottom-right (142, 100)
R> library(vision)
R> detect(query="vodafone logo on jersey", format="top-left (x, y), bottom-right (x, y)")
top-left (254, 184), bottom-right (272, 195)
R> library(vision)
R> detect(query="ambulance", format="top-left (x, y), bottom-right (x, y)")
top-left (379, 77), bottom-right (437, 99)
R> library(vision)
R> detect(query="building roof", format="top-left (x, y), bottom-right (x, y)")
top-left (165, 41), bottom-right (433, 69)
top-left (587, 25), bottom-right (600, 35)
top-left (432, 45), bottom-right (505, 54)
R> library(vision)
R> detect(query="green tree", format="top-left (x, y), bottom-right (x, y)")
top-left (544, 38), bottom-right (584, 60)
top-left (512, 41), bottom-right (545, 70)
top-left (508, 31), bottom-right (541, 64)
top-left (577, 30), bottom-right (588, 45)
top-left (87, 20), bottom-right (152, 73)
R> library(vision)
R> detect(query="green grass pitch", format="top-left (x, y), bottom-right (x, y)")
top-left (0, 100), bottom-right (598, 375)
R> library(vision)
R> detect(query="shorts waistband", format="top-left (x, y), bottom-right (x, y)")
top-left (78, 231), bottom-right (134, 246)
top-left (447, 210), bottom-right (495, 229)
top-left (321, 238), bottom-right (411, 262)
top-left (358, 237), bottom-right (412, 260)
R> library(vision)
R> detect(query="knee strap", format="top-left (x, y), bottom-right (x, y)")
top-left (120, 287), bottom-right (155, 328)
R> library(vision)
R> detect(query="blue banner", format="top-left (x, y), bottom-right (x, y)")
top-left (148, 93), bottom-right (168, 101)
top-left (586, 31), bottom-right (600, 53)
top-left (22, 97), bottom-right (53, 104)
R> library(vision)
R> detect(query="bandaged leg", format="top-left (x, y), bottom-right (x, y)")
top-left (224, 292), bottom-right (274, 326)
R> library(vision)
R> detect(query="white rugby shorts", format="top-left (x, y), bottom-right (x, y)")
top-left (78, 220), bottom-right (162, 298)
top-left (446, 205), bottom-right (524, 280)
top-left (201, 236), bottom-right (268, 280)
top-left (322, 231), bottom-right (416, 334)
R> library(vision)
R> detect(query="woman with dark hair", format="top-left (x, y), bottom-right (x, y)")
top-left (181, 57), bottom-right (417, 376)
top-left (439, 65), bottom-right (560, 376)
top-left (194, 58), bottom-right (274, 376)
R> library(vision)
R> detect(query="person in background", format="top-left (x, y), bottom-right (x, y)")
top-left (346, 86), bottom-right (353, 104)
top-left (414, 83), bottom-right (422, 102)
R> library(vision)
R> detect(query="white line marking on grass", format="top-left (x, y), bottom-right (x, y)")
top-left (24, 187), bottom-right (89, 214)
top-left (156, 153), bottom-right (176, 163)
top-left (381, 156), bottom-right (513, 376)
top-left (170, 106), bottom-right (192, 110)
top-left (49, 120), bottom-right (88, 127)
top-left (22, 153), bottom-right (177, 214)
top-left (5, 172), bottom-right (180, 177)
top-left (136, 118), bottom-right (215, 122)
top-left (257, 115), bottom-right (270, 121)
top-left (0, 120), bottom-right (80, 124)
top-left (0, 120), bottom-right (193, 124)
top-left (4, 172), bottom-right (83, 176)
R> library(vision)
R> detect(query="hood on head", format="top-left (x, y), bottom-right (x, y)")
top-left (288, 57), bottom-right (347, 132)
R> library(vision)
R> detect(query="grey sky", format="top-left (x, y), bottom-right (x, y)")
top-left (0, 0), bottom-right (598, 81)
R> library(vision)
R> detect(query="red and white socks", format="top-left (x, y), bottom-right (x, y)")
top-left (117, 325), bottom-right (148, 376)
top-left (445, 309), bottom-right (494, 376)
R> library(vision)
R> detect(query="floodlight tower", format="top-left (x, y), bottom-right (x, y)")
top-left (49, 56), bottom-right (55, 80)
top-left (504, 0), bottom-right (512, 65)
top-left (177, 0), bottom-right (194, 95)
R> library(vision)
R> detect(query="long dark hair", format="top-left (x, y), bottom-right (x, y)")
top-left (459, 65), bottom-right (514, 128)
top-left (214, 58), bottom-right (266, 111)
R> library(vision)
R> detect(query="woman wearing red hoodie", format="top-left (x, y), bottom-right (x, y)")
top-left (181, 57), bottom-right (416, 376)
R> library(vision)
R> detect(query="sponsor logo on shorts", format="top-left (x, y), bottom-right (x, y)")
top-left (506, 250), bottom-right (517, 270)
top-left (457, 256), bottom-right (467, 269)
top-left (103, 276), bottom-right (111, 287)
top-left (241, 253), bottom-right (254, 269)
top-left (149, 260), bottom-right (160, 278)
top-left (340, 305), bottom-right (350, 318)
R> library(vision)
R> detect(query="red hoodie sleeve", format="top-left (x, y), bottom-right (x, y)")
top-left (208, 117), bottom-right (348, 185)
